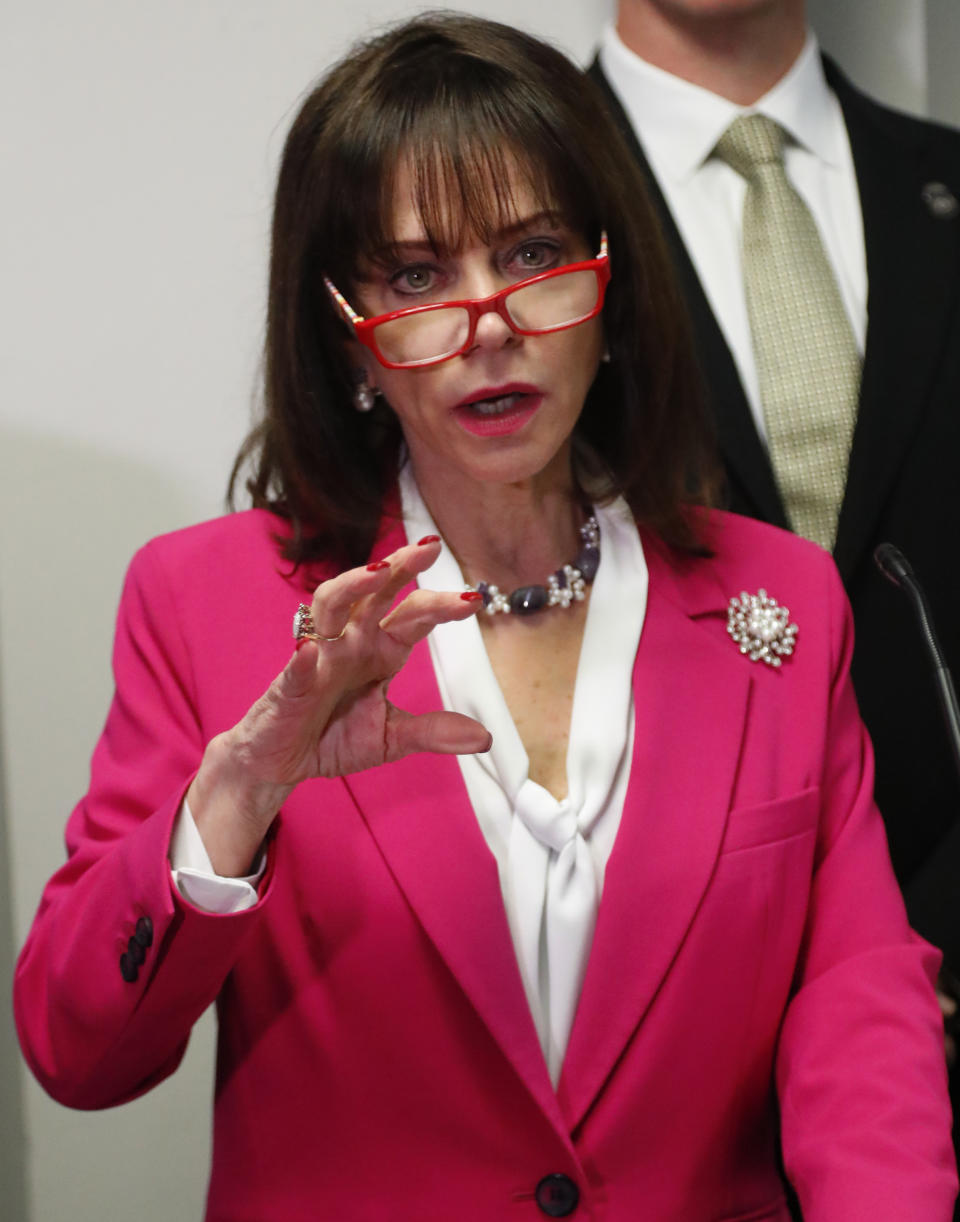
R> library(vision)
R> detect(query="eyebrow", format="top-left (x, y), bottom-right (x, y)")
top-left (371, 210), bottom-right (564, 264)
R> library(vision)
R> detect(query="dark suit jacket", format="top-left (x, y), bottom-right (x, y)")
top-left (589, 55), bottom-right (960, 967)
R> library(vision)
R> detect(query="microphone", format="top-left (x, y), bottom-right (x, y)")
top-left (875, 542), bottom-right (960, 996)
top-left (873, 542), bottom-right (960, 782)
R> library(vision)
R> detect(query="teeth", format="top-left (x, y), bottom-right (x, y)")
top-left (470, 393), bottom-right (519, 415)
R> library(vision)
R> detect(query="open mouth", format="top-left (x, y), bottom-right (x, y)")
top-left (467, 392), bottom-right (526, 415)
top-left (453, 387), bottom-right (543, 437)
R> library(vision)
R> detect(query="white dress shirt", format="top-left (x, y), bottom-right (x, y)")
top-left (598, 24), bottom-right (867, 438)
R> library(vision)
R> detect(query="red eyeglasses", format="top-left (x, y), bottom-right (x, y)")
top-left (324, 232), bottom-right (610, 369)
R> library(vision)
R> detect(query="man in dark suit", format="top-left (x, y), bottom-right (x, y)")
top-left (589, 1), bottom-right (960, 985)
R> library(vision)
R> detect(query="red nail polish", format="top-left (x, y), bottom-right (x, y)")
top-left (294, 637), bottom-right (311, 652)
top-left (460, 590), bottom-right (483, 602)
top-left (417, 534), bottom-right (440, 546)
top-left (367, 560), bottom-right (389, 571)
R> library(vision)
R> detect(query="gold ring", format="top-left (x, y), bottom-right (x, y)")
top-left (292, 604), bottom-right (346, 643)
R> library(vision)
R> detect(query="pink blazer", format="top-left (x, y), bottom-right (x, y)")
top-left (14, 507), bottom-right (956, 1221)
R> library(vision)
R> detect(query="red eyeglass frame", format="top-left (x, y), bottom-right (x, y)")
top-left (324, 232), bottom-right (610, 370)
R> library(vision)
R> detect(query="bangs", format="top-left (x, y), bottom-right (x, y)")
top-left (378, 136), bottom-right (564, 261)
top-left (321, 46), bottom-right (597, 285)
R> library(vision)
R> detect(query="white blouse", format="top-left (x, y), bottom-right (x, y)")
top-left (399, 465), bottom-right (647, 1082)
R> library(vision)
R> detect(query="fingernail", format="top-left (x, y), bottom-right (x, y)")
top-left (460, 590), bottom-right (483, 602)
top-left (294, 637), bottom-right (311, 652)
top-left (367, 560), bottom-right (389, 571)
top-left (417, 534), bottom-right (440, 546)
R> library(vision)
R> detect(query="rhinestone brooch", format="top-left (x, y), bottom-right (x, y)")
top-left (726, 589), bottom-right (798, 668)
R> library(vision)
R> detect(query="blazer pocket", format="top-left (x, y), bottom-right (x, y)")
top-left (720, 787), bottom-right (819, 854)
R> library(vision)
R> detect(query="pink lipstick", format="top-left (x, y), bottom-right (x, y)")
top-left (452, 385), bottom-right (543, 437)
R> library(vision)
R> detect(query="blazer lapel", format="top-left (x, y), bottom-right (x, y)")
top-left (558, 542), bottom-right (751, 1130)
top-left (588, 59), bottom-right (787, 528)
top-left (344, 518), bottom-right (566, 1132)
top-left (827, 61), bottom-right (960, 579)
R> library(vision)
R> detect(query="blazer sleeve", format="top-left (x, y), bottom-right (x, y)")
top-left (775, 558), bottom-right (957, 1220)
top-left (13, 541), bottom-right (273, 1110)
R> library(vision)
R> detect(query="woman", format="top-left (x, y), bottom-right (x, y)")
top-left (14, 13), bottom-right (956, 1221)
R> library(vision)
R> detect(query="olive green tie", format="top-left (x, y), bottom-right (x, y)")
top-left (715, 114), bottom-right (861, 549)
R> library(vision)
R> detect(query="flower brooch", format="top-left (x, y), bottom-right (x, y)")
top-left (727, 589), bottom-right (798, 668)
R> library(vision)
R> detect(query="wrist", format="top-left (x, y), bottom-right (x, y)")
top-left (187, 733), bottom-right (294, 877)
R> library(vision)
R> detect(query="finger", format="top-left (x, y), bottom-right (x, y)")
top-left (309, 537), bottom-right (443, 639)
top-left (278, 637), bottom-right (321, 698)
top-left (379, 588), bottom-right (482, 648)
top-left (309, 557), bottom-right (397, 639)
top-left (385, 707), bottom-right (492, 760)
top-left (356, 536), bottom-right (447, 621)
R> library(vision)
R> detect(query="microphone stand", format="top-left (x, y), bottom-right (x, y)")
top-left (874, 543), bottom-right (960, 1003)
top-left (874, 543), bottom-right (960, 780)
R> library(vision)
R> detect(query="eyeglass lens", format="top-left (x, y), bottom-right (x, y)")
top-left (373, 268), bottom-right (600, 365)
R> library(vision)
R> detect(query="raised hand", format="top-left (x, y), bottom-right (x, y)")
top-left (186, 537), bottom-right (489, 875)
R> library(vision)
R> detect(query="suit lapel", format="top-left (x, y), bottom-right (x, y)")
top-left (588, 59), bottom-right (787, 528)
top-left (558, 541), bottom-right (751, 1130)
top-left (827, 62), bottom-right (960, 579)
top-left (344, 518), bottom-right (566, 1132)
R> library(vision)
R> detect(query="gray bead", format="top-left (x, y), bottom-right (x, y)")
top-left (575, 546), bottom-right (600, 582)
top-left (509, 585), bottom-right (548, 615)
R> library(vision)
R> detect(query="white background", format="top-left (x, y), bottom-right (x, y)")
top-left (1, 2), bottom-right (956, 1219)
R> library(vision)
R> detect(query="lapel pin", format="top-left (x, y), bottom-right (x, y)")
top-left (921, 181), bottom-right (959, 220)
top-left (727, 589), bottom-right (798, 668)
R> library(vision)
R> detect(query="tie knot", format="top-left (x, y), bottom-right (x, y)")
top-left (715, 114), bottom-right (786, 180)
top-left (514, 780), bottom-right (579, 854)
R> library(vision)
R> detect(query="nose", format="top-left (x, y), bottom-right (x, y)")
top-left (468, 295), bottom-right (518, 354)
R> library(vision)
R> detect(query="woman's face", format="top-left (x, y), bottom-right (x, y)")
top-left (351, 169), bottom-right (605, 500)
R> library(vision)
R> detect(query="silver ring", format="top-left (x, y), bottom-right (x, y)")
top-left (293, 603), bottom-right (346, 643)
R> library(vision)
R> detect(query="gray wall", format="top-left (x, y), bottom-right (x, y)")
top-left (810, 0), bottom-right (960, 125)
top-left (0, 655), bottom-right (27, 1221)
top-left (809, 0), bottom-right (927, 115)
top-left (927, 0), bottom-right (960, 124)
top-left (1, 6), bottom-right (614, 1220)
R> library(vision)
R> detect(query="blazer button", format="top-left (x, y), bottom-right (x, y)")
top-left (535, 1173), bottom-right (579, 1217)
top-left (127, 935), bottom-right (146, 967)
top-left (119, 952), bottom-right (138, 983)
top-left (134, 916), bottom-right (154, 949)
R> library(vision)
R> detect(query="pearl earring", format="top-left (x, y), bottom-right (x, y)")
top-left (353, 383), bottom-right (377, 412)
top-left (351, 368), bottom-right (379, 413)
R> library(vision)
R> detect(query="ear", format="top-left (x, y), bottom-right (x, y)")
top-left (342, 336), bottom-right (380, 394)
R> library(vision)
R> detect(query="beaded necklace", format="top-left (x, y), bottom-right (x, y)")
top-left (469, 515), bottom-right (600, 616)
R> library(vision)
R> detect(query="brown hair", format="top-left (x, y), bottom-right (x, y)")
top-left (230, 11), bottom-right (720, 566)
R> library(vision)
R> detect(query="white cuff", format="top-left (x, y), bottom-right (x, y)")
top-left (169, 797), bottom-right (265, 914)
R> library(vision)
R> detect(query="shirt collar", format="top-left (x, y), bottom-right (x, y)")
top-left (598, 24), bottom-right (845, 184)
